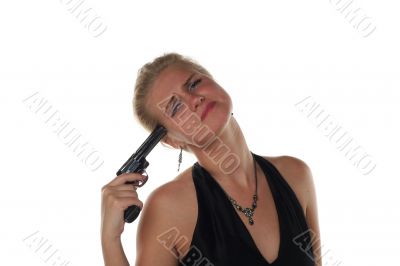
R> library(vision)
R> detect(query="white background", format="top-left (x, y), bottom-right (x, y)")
top-left (1, 0), bottom-right (399, 265)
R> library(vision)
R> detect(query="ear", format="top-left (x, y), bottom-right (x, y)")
top-left (163, 135), bottom-right (183, 149)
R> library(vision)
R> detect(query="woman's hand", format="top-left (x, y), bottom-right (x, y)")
top-left (101, 173), bottom-right (145, 240)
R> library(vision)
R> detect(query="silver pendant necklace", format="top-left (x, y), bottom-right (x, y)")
top-left (224, 155), bottom-right (258, 225)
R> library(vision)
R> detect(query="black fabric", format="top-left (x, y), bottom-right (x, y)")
top-left (178, 152), bottom-right (315, 266)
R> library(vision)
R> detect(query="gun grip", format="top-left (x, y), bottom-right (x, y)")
top-left (122, 173), bottom-right (148, 223)
top-left (124, 205), bottom-right (141, 223)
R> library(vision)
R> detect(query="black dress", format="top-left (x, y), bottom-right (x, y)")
top-left (178, 152), bottom-right (316, 266)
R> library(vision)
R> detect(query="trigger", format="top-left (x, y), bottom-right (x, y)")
top-left (137, 170), bottom-right (148, 187)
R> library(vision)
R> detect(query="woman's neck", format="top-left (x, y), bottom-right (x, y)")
top-left (188, 118), bottom-right (255, 188)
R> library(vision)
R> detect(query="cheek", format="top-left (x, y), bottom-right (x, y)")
top-left (212, 84), bottom-right (231, 102)
top-left (215, 89), bottom-right (232, 110)
top-left (162, 113), bottom-right (196, 141)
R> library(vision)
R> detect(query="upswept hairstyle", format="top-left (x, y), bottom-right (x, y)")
top-left (132, 53), bottom-right (213, 134)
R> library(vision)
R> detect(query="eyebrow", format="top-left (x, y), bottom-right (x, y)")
top-left (183, 73), bottom-right (195, 89)
top-left (164, 73), bottom-right (195, 113)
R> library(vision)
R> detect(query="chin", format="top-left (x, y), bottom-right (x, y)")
top-left (204, 107), bottom-right (231, 137)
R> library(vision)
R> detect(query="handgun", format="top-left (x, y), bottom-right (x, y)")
top-left (116, 124), bottom-right (167, 223)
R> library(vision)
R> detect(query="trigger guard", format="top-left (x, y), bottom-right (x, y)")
top-left (136, 170), bottom-right (148, 187)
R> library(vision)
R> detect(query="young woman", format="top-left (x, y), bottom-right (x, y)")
top-left (101, 53), bottom-right (322, 266)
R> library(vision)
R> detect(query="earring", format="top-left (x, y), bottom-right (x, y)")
top-left (177, 147), bottom-right (183, 172)
top-left (231, 112), bottom-right (233, 116)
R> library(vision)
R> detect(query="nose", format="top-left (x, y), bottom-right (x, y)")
top-left (186, 94), bottom-right (205, 112)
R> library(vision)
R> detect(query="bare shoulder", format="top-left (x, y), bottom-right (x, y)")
top-left (264, 155), bottom-right (313, 181)
top-left (139, 166), bottom-right (196, 229)
top-left (263, 155), bottom-right (322, 265)
top-left (135, 167), bottom-right (197, 264)
top-left (262, 155), bottom-right (315, 214)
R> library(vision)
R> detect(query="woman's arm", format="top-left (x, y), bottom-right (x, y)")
top-left (135, 183), bottom-right (185, 266)
top-left (289, 157), bottom-right (322, 266)
top-left (274, 156), bottom-right (322, 266)
top-left (101, 173), bottom-right (145, 266)
top-left (102, 236), bottom-right (129, 266)
top-left (303, 163), bottom-right (322, 266)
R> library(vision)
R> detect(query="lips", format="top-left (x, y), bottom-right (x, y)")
top-left (201, 101), bottom-right (216, 121)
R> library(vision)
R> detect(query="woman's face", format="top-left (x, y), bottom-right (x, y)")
top-left (146, 64), bottom-right (233, 149)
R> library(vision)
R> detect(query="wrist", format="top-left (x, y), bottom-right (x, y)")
top-left (101, 236), bottom-right (129, 266)
top-left (102, 233), bottom-right (122, 244)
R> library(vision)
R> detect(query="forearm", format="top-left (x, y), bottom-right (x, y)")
top-left (102, 236), bottom-right (130, 266)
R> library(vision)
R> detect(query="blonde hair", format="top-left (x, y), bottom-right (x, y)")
top-left (133, 52), bottom-right (213, 134)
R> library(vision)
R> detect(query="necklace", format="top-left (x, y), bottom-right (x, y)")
top-left (225, 155), bottom-right (258, 225)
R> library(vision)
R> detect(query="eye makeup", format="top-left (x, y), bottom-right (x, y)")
top-left (187, 78), bottom-right (202, 92)
top-left (165, 95), bottom-right (183, 117)
top-left (164, 74), bottom-right (203, 117)
top-left (171, 98), bottom-right (182, 117)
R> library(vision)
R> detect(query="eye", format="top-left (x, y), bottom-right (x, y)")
top-left (187, 78), bottom-right (202, 92)
top-left (166, 96), bottom-right (183, 117)
top-left (171, 101), bottom-right (182, 117)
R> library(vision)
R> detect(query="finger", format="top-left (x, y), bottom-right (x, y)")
top-left (112, 184), bottom-right (138, 191)
top-left (102, 184), bottom-right (139, 200)
top-left (103, 187), bottom-right (138, 198)
top-left (113, 190), bottom-right (138, 198)
top-left (106, 173), bottom-right (147, 187)
top-left (115, 196), bottom-right (144, 209)
top-left (106, 184), bottom-right (138, 191)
